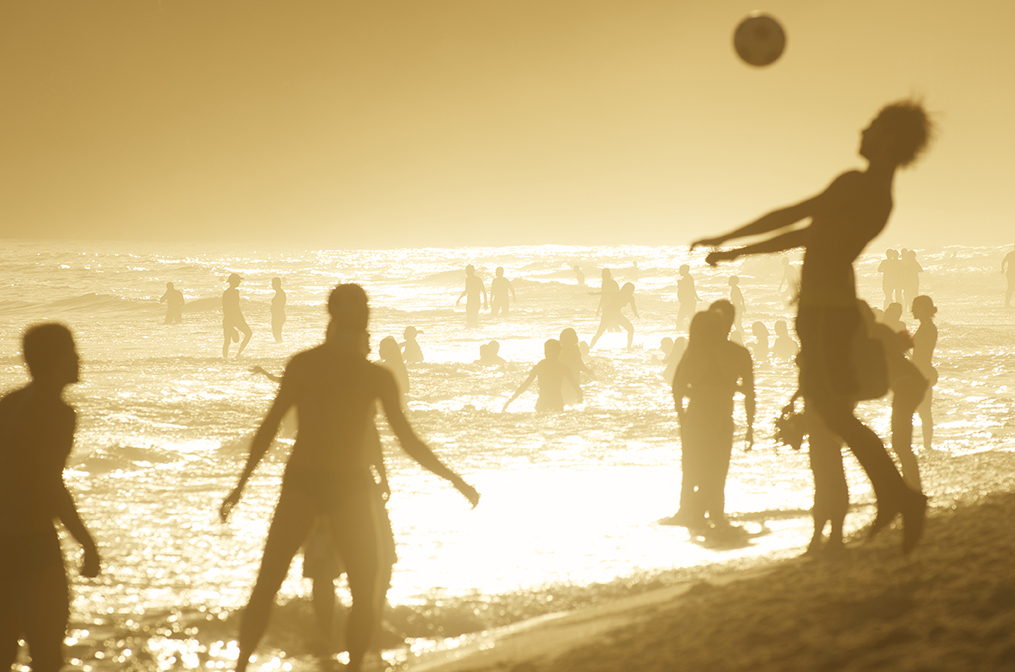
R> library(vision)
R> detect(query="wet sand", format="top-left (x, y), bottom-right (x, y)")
top-left (408, 492), bottom-right (1015, 672)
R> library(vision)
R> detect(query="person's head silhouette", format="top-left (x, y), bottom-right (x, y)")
top-left (227, 273), bottom-right (243, 288)
top-left (495, 267), bottom-right (505, 278)
top-left (23, 323), bottom-right (79, 386)
top-left (272, 277), bottom-right (282, 290)
top-left (860, 101), bottom-right (934, 169)
top-left (679, 264), bottom-right (690, 277)
top-left (544, 339), bottom-right (561, 360)
top-left (911, 295), bottom-right (937, 320)
top-left (466, 265), bottom-right (476, 277)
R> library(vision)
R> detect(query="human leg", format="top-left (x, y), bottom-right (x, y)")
top-left (699, 418), bottom-right (734, 525)
top-left (805, 405), bottom-right (848, 554)
top-left (235, 490), bottom-right (317, 672)
top-left (891, 380), bottom-right (926, 492)
top-left (918, 386), bottom-right (934, 450)
top-left (236, 323), bottom-right (253, 358)
top-left (21, 563), bottom-right (70, 672)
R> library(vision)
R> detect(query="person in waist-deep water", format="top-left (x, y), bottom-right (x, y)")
top-left (503, 339), bottom-right (583, 412)
top-left (692, 100), bottom-right (934, 553)
top-left (1, 324), bottom-right (101, 672)
top-left (221, 284), bottom-right (479, 672)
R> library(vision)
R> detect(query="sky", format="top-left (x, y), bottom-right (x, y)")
top-left (1, 1), bottom-right (1012, 248)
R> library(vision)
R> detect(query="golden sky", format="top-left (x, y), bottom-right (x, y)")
top-left (1, 1), bottom-right (1011, 247)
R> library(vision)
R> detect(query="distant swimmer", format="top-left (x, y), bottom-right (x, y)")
top-left (221, 284), bottom-right (479, 672)
top-left (478, 340), bottom-right (506, 365)
top-left (1002, 244), bottom-right (1015, 307)
top-left (271, 277), bottom-right (287, 343)
top-left (669, 309), bottom-right (755, 530)
top-left (675, 265), bottom-right (699, 331)
top-left (778, 256), bottom-right (798, 299)
top-left (456, 265), bottom-right (487, 328)
top-left (877, 249), bottom-right (903, 310)
top-left (379, 336), bottom-right (410, 400)
top-left (911, 295), bottom-right (938, 451)
top-left (574, 265), bottom-right (586, 288)
top-left (1, 324), bottom-right (101, 672)
top-left (222, 273), bottom-right (253, 359)
top-left (590, 282), bottom-right (638, 350)
top-left (489, 267), bottom-right (517, 317)
top-left (900, 249), bottom-right (923, 311)
top-left (558, 327), bottom-right (591, 405)
top-left (728, 276), bottom-right (745, 338)
top-left (771, 320), bottom-right (798, 361)
top-left (503, 339), bottom-right (582, 412)
top-left (160, 282), bottom-right (185, 324)
top-left (400, 326), bottom-right (424, 363)
top-left (693, 99), bottom-right (934, 553)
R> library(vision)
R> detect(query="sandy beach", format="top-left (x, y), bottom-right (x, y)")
top-left (406, 491), bottom-right (1015, 672)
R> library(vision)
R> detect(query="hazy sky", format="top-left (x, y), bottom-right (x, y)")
top-left (1, 1), bottom-right (1012, 247)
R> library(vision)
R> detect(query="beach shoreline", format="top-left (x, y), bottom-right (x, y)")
top-left (403, 491), bottom-right (1015, 672)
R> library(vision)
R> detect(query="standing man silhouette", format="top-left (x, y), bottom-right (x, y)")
top-left (160, 282), bottom-right (185, 324)
top-left (223, 273), bottom-right (253, 359)
top-left (489, 267), bottom-right (516, 317)
top-left (692, 100), bottom-right (934, 553)
top-left (270, 277), bottom-right (287, 343)
top-left (1002, 244), bottom-right (1015, 307)
top-left (676, 265), bottom-right (699, 331)
top-left (1, 324), bottom-right (101, 672)
top-left (456, 265), bottom-right (487, 328)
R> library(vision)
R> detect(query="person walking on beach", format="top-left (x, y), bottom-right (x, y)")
top-left (877, 249), bottom-right (903, 310)
top-left (220, 284), bottom-right (479, 672)
top-left (1, 324), bottom-right (101, 672)
top-left (1001, 244), bottom-right (1015, 307)
top-left (456, 265), bottom-right (487, 328)
top-left (400, 326), bottom-right (424, 364)
top-left (222, 273), bottom-right (253, 359)
top-left (270, 277), bottom-right (287, 343)
top-left (911, 295), bottom-right (939, 451)
top-left (589, 282), bottom-right (638, 350)
top-left (503, 339), bottom-right (582, 412)
top-left (692, 100), bottom-right (934, 552)
top-left (490, 267), bottom-right (517, 317)
top-left (160, 282), bottom-right (185, 324)
top-left (668, 308), bottom-right (755, 530)
top-left (676, 265), bottom-right (699, 331)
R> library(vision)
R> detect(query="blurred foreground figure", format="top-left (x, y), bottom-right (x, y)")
top-left (222, 273), bottom-right (253, 359)
top-left (1002, 244), bottom-right (1015, 307)
top-left (668, 308), bottom-right (754, 530)
top-left (221, 284), bottom-right (479, 672)
top-left (693, 100), bottom-right (934, 553)
top-left (160, 281), bottom-right (185, 324)
top-left (1, 324), bottom-right (101, 672)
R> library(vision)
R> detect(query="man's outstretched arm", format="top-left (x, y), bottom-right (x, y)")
top-left (705, 229), bottom-right (809, 266)
top-left (691, 194), bottom-right (820, 250)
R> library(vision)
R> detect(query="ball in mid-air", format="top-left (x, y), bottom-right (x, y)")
top-left (733, 13), bottom-right (786, 67)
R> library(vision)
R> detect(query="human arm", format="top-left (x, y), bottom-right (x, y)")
top-left (159, 292), bottom-right (168, 304)
top-left (481, 283), bottom-right (488, 308)
top-left (377, 373), bottom-right (479, 507)
top-left (705, 229), bottom-right (809, 267)
top-left (456, 289), bottom-right (467, 305)
top-left (509, 281), bottom-right (516, 300)
top-left (690, 194), bottom-right (820, 250)
top-left (220, 369), bottom-right (297, 520)
top-left (563, 366), bottom-right (584, 403)
top-left (503, 366), bottom-right (538, 411)
top-left (630, 295), bottom-right (639, 319)
top-left (55, 485), bottom-right (101, 577)
top-left (365, 412), bottom-right (390, 499)
top-left (251, 366), bottom-right (282, 383)
top-left (671, 358), bottom-right (689, 419)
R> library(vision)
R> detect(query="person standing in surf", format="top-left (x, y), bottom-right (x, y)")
top-left (270, 277), bottom-right (286, 343)
top-left (222, 273), bottom-right (253, 359)
top-left (692, 100), bottom-right (934, 553)
top-left (221, 284), bottom-right (479, 672)
top-left (456, 265), bottom-right (487, 328)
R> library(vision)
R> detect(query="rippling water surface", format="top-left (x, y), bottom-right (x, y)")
top-left (3, 240), bottom-right (1015, 670)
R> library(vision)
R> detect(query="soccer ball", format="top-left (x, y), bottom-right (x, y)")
top-left (733, 13), bottom-right (786, 67)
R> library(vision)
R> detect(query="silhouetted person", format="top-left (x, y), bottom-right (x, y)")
top-left (664, 336), bottom-right (687, 385)
top-left (160, 282), bottom-right (185, 324)
top-left (400, 326), bottom-right (424, 364)
top-left (220, 284), bottom-right (479, 672)
top-left (222, 273), bottom-right (253, 359)
top-left (1002, 244), bottom-right (1015, 307)
top-left (574, 265), bottom-right (585, 288)
top-left (1, 324), bottom-right (101, 672)
top-left (478, 340), bottom-right (506, 365)
top-left (669, 309), bottom-right (755, 529)
top-left (911, 295), bottom-right (938, 451)
top-left (595, 269), bottom-right (620, 324)
top-left (877, 249), bottom-right (903, 310)
top-left (750, 321), bottom-right (770, 363)
top-left (559, 328), bottom-right (590, 405)
top-left (778, 256), bottom-right (798, 299)
top-left (771, 320), bottom-right (798, 361)
top-left (900, 249), bottom-right (923, 310)
top-left (379, 336), bottom-right (409, 399)
top-left (675, 265), bottom-right (699, 330)
top-left (881, 302), bottom-right (906, 333)
top-left (456, 265), bottom-right (487, 328)
top-left (271, 277), bottom-right (287, 343)
top-left (728, 276), bottom-right (745, 338)
top-left (490, 267), bottom-right (516, 317)
top-left (503, 339), bottom-right (582, 412)
top-left (693, 100), bottom-right (934, 553)
top-left (590, 282), bottom-right (638, 350)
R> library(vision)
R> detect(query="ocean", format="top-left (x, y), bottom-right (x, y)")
top-left (3, 239), bottom-right (1015, 671)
